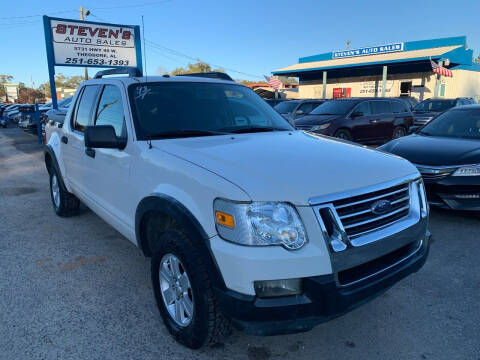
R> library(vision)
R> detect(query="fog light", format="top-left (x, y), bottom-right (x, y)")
top-left (254, 278), bottom-right (303, 298)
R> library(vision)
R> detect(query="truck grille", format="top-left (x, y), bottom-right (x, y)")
top-left (333, 183), bottom-right (410, 238)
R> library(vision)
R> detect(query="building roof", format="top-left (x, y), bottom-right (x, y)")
top-left (273, 36), bottom-right (474, 77)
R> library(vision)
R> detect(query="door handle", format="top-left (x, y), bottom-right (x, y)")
top-left (85, 148), bottom-right (95, 158)
top-left (61, 136), bottom-right (68, 144)
top-left (370, 119), bottom-right (380, 124)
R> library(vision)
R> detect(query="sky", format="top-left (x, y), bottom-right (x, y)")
top-left (1, 0), bottom-right (479, 87)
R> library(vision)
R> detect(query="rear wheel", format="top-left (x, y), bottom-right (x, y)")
top-left (334, 129), bottom-right (352, 141)
top-left (393, 126), bottom-right (407, 139)
top-left (150, 228), bottom-right (230, 349)
top-left (49, 166), bottom-right (80, 217)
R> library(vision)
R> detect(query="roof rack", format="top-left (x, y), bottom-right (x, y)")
top-left (177, 72), bottom-right (234, 81)
top-left (94, 67), bottom-right (142, 79)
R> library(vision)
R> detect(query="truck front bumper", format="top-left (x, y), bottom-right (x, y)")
top-left (215, 232), bottom-right (429, 336)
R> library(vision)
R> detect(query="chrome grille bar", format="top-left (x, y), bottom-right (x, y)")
top-left (343, 205), bottom-right (410, 230)
top-left (335, 187), bottom-right (408, 209)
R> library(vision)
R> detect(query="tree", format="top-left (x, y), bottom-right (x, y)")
top-left (170, 59), bottom-right (224, 75)
top-left (18, 87), bottom-right (46, 104)
top-left (277, 76), bottom-right (298, 85)
top-left (38, 73), bottom-right (84, 98)
top-left (474, 55), bottom-right (480, 64)
top-left (0, 74), bottom-right (14, 101)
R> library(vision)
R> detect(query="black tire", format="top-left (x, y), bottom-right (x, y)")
top-left (49, 166), bottom-right (80, 217)
top-left (393, 126), bottom-right (407, 139)
top-left (334, 129), bottom-right (352, 141)
top-left (150, 227), bottom-right (230, 349)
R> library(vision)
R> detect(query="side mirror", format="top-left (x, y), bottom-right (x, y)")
top-left (84, 125), bottom-right (126, 149)
top-left (351, 111), bottom-right (364, 118)
top-left (408, 125), bottom-right (420, 134)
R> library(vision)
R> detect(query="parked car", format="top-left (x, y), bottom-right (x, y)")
top-left (295, 98), bottom-right (414, 144)
top-left (274, 99), bottom-right (324, 122)
top-left (3, 104), bottom-right (22, 124)
top-left (395, 96), bottom-right (419, 110)
top-left (265, 98), bottom-right (287, 107)
top-left (412, 98), bottom-right (475, 126)
top-left (45, 69), bottom-right (429, 349)
top-left (379, 105), bottom-right (480, 211)
top-left (17, 105), bottom-right (37, 131)
top-left (42, 97), bottom-right (73, 142)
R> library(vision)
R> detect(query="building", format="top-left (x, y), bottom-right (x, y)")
top-left (3, 83), bottom-right (19, 103)
top-left (245, 82), bottom-right (299, 99)
top-left (272, 36), bottom-right (480, 102)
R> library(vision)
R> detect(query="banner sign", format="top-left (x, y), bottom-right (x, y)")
top-left (45, 17), bottom-right (140, 67)
top-left (333, 43), bottom-right (404, 59)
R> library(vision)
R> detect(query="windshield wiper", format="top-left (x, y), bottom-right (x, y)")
top-left (147, 129), bottom-right (229, 139)
top-left (219, 126), bottom-right (283, 134)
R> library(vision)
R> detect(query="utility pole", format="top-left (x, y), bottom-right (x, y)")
top-left (79, 6), bottom-right (90, 80)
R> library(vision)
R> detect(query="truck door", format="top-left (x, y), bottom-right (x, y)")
top-left (82, 84), bottom-right (134, 231)
top-left (61, 85), bottom-right (101, 196)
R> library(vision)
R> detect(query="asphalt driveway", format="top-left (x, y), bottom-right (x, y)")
top-left (0, 128), bottom-right (479, 360)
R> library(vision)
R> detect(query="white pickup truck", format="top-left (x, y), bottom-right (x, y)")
top-left (44, 69), bottom-right (430, 349)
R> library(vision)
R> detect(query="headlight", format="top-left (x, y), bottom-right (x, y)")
top-left (311, 123), bottom-right (330, 131)
top-left (452, 165), bottom-right (480, 177)
top-left (214, 199), bottom-right (307, 250)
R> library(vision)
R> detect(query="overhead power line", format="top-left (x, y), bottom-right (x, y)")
top-left (0, 0), bottom-right (174, 21)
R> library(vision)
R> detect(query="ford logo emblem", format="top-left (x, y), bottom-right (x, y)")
top-left (371, 199), bottom-right (392, 215)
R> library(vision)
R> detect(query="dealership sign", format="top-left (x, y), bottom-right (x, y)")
top-left (43, 16), bottom-right (142, 109)
top-left (333, 43), bottom-right (404, 59)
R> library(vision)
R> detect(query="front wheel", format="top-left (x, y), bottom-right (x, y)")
top-left (150, 230), bottom-right (230, 349)
top-left (334, 129), bottom-right (352, 141)
top-left (393, 126), bottom-right (407, 139)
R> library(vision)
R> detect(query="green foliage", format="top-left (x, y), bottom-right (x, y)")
top-left (0, 74), bottom-right (14, 100)
top-left (38, 73), bottom-right (85, 98)
top-left (170, 60), bottom-right (224, 75)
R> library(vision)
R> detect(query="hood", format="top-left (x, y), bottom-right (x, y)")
top-left (380, 134), bottom-right (480, 166)
top-left (153, 131), bottom-right (418, 205)
top-left (294, 114), bottom-right (342, 126)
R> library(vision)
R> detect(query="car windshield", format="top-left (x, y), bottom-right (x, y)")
top-left (419, 109), bottom-right (480, 139)
top-left (129, 82), bottom-right (293, 139)
top-left (310, 100), bottom-right (358, 115)
top-left (274, 101), bottom-right (299, 114)
top-left (414, 99), bottom-right (455, 112)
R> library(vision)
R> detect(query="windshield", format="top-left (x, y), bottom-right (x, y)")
top-left (310, 100), bottom-right (358, 115)
top-left (129, 82), bottom-right (293, 139)
top-left (414, 99), bottom-right (455, 112)
top-left (274, 101), bottom-right (299, 114)
top-left (419, 109), bottom-right (480, 139)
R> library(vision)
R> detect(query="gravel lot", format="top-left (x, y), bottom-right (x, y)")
top-left (0, 127), bottom-right (479, 360)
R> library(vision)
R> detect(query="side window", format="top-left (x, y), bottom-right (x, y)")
top-left (353, 101), bottom-right (372, 116)
top-left (392, 101), bottom-right (406, 113)
top-left (73, 85), bottom-right (100, 133)
top-left (95, 85), bottom-right (126, 138)
top-left (371, 101), bottom-right (392, 115)
top-left (297, 102), bottom-right (315, 114)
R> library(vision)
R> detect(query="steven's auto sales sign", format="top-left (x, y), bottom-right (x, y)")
top-left (48, 19), bottom-right (138, 67)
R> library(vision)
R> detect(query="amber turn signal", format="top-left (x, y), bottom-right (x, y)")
top-left (215, 211), bottom-right (235, 228)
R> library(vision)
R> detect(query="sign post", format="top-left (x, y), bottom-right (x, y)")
top-left (42, 16), bottom-right (142, 109)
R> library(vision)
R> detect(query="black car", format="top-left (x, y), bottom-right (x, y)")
top-left (379, 105), bottom-right (480, 211)
top-left (274, 99), bottom-right (324, 122)
top-left (412, 98), bottom-right (475, 126)
top-left (395, 96), bottom-right (419, 110)
top-left (295, 98), bottom-right (413, 144)
top-left (265, 98), bottom-right (287, 107)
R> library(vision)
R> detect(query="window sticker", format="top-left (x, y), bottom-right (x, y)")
top-left (135, 85), bottom-right (151, 100)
